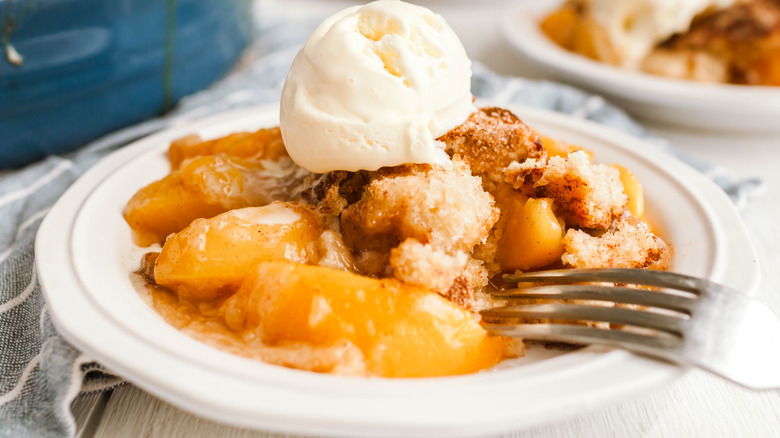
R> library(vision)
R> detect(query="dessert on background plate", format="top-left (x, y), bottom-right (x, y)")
top-left (123, 0), bottom-right (670, 378)
top-left (501, 0), bottom-right (780, 130)
top-left (542, 0), bottom-right (780, 85)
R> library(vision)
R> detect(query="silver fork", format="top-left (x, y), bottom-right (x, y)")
top-left (480, 268), bottom-right (780, 390)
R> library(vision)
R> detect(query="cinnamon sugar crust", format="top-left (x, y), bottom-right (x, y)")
top-left (439, 107), bottom-right (546, 190)
top-left (301, 171), bottom-right (372, 216)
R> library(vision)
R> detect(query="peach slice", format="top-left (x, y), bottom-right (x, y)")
top-left (168, 127), bottom-right (288, 170)
top-left (613, 164), bottom-right (645, 219)
top-left (496, 188), bottom-right (566, 271)
top-left (222, 262), bottom-right (508, 378)
top-left (154, 203), bottom-right (322, 300)
top-left (123, 172), bottom-right (226, 247)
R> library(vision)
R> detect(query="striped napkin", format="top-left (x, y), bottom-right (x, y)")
top-left (0, 20), bottom-right (762, 438)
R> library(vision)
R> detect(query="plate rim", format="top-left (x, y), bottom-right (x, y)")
top-left (35, 103), bottom-right (759, 436)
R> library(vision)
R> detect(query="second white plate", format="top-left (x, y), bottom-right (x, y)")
top-left (501, 0), bottom-right (780, 131)
top-left (36, 103), bottom-right (759, 436)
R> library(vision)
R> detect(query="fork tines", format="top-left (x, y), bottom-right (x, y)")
top-left (491, 284), bottom-right (696, 314)
top-left (481, 268), bottom-right (780, 390)
top-left (481, 321), bottom-right (683, 353)
top-left (479, 268), bottom-right (702, 352)
top-left (503, 268), bottom-right (702, 293)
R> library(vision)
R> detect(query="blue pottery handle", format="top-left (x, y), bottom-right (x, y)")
top-left (0, 0), bottom-right (252, 169)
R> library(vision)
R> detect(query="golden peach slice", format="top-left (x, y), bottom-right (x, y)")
top-left (222, 262), bottom-right (508, 378)
top-left (497, 188), bottom-right (566, 271)
top-left (613, 164), bottom-right (645, 219)
top-left (168, 127), bottom-right (288, 170)
top-left (154, 202), bottom-right (322, 300)
top-left (123, 172), bottom-right (226, 247)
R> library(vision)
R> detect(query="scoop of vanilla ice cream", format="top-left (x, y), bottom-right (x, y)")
top-left (587, 0), bottom-right (737, 68)
top-left (279, 0), bottom-right (476, 173)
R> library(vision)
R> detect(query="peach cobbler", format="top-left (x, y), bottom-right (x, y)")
top-left (124, 1), bottom-right (671, 378)
top-left (125, 107), bottom-right (670, 377)
top-left (542, 0), bottom-right (780, 85)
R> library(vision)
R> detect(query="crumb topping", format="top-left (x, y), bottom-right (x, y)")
top-left (439, 107), bottom-right (546, 190)
top-left (562, 212), bottom-right (671, 270)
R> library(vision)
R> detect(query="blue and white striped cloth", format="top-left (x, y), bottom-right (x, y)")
top-left (0, 19), bottom-right (763, 438)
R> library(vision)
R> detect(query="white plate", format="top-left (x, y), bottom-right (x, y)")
top-left (36, 104), bottom-right (759, 437)
top-left (501, 0), bottom-right (780, 131)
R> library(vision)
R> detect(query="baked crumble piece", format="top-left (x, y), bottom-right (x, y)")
top-left (439, 107), bottom-right (547, 190)
top-left (339, 157), bottom-right (499, 304)
top-left (562, 212), bottom-right (672, 270)
top-left (505, 151), bottom-right (628, 230)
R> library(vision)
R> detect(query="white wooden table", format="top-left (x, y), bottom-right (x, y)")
top-left (71, 1), bottom-right (780, 436)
